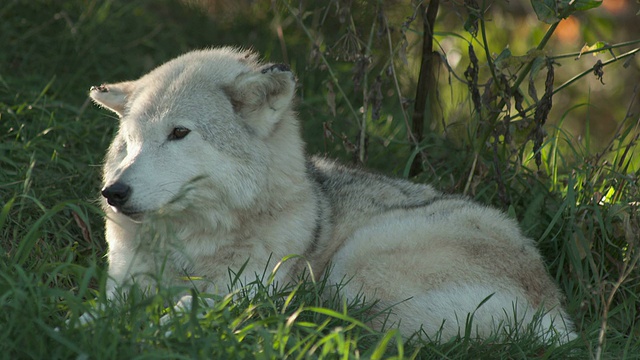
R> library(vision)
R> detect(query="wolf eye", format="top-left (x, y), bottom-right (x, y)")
top-left (168, 126), bottom-right (190, 140)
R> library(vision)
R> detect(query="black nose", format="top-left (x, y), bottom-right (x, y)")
top-left (101, 182), bottom-right (131, 208)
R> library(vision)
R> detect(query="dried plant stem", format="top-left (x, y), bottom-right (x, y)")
top-left (383, 15), bottom-right (413, 145)
top-left (479, 1), bottom-right (498, 86)
top-left (469, 16), bottom-right (561, 171)
top-left (551, 39), bottom-right (640, 60)
top-left (595, 245), bottom-right (639, 360)
top-left (513, 47), bottom-right (640, 120)
top-left (409, 0), bottom-right (439, 177)
top-left (463, 152), bottom-right (479, 196)
top-left (281, 1), bottom-right (360, 125)
top-left (358, 6), bottom-right (378, 164)
top-left (510, 20), bottom-right (560, 93)
top-left (552, 47), bottom-right (640, 96)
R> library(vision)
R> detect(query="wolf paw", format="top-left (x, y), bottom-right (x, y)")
top-left (160, 295), bottom-right (215, 337)
top-left (55, 304), bottom-right (106, 332)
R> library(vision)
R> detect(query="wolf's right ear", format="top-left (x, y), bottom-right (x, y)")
top-left (89, 81), bottom-right (136, 117)
top-left (224, 64), bottom-right (296, 138)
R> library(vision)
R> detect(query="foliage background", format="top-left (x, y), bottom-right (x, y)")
top-left (1, 0), bottom-right (639, 358)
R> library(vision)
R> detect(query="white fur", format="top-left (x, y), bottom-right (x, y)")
top-left (90, 47), bottom-right (576, 343)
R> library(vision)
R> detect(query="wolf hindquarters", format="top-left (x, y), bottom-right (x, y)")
top-left (325, 199), bottom-right (576, 342)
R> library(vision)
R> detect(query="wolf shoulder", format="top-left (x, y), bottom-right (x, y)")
top-left (307, 156), bottom-right (535, 247)
top-left (308, 156), bottom-right (440, 208)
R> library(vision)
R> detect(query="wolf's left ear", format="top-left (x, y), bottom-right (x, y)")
top-left (224, 64), bottom-right (296, 138)
top-left (89, 81), bottom-right (136, 117)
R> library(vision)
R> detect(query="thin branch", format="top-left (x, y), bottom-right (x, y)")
top-left (509, 21), bottom-right (560, 98)
top-left (595, 242), bottom-right (639, 360)
top-left (357, 4), bottom-right (379, 164)
top-left (480, 0), bottom-right (498, 86)
top-left (511, 47), bottom-right (640, 121)
top-left (281, 1), bottom-right (360, 125)
top-left (409, 0), bottom-right (439, 177)
top-left (551, 39), bottom-right (640, 60)
top-left (553, 47), bottom-right (640, 95)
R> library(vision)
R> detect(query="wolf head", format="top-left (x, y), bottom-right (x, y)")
top-left (92, 48), bottom-right (300, 219)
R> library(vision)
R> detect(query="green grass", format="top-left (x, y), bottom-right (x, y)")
top-left (1, 0), bottom-right (639, 359)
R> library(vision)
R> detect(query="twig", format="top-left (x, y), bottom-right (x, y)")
top-left (595, 240), bottom-right (639, 360)
top-left (511, 47), bottom-right (640, 121)
top-left (409, 0), bottom-right (439, 177)
top-left (281, 1), bottom-right (360, 125)
top-left (383, 11), bottom-right (416, 146)
top-left (357, 5), bottom-right (378, 164)
top-left (552, 47), bottom-right (640, 95)
top-left (551, 39), bottom-right (640, 60)
top-left (479, 0), bottom-right (498, 87)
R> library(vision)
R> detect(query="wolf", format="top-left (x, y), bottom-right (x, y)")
top-left (90, 47), bottom-right (575, 342)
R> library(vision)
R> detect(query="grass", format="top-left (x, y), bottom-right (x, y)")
top-left (1, 0), bottom-right (639, 359)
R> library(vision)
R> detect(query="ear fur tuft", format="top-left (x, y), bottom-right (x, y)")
top-left (89, 81), bottom-right (136, 117)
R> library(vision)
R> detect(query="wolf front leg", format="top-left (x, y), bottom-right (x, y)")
top-left (103, 210), bottom-right (165, 298)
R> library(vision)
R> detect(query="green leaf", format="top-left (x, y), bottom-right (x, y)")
top-left (531, 0), bottom-right (602, 24)
top-left (528, 56), bottom-right (546, 102)
top-left (530, 56), bottom-right (547, 79)
top-left (583, 41), bottom-right (607, 54)
top-left (464, 7), bottom-right (480, 36)
top-left (531, 0), bottom-right (560, 24)
top-left (494, 47), bottom-right (513, 71)
top-left (570, 0), bottom-right (603, 12)
top-left (0, 197), bottom-right (15, 236)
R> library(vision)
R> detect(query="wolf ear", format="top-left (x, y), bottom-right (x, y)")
top-left (224, 64), bottom-right (296, 138)
top-left (89, 81), bottom-right (136, 117)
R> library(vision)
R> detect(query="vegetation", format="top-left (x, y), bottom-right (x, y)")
top-left (1, 0), bottom-right (638, 358)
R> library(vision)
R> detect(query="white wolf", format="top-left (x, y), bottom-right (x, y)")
top-left (90, 47), bottom-right (575, 342)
